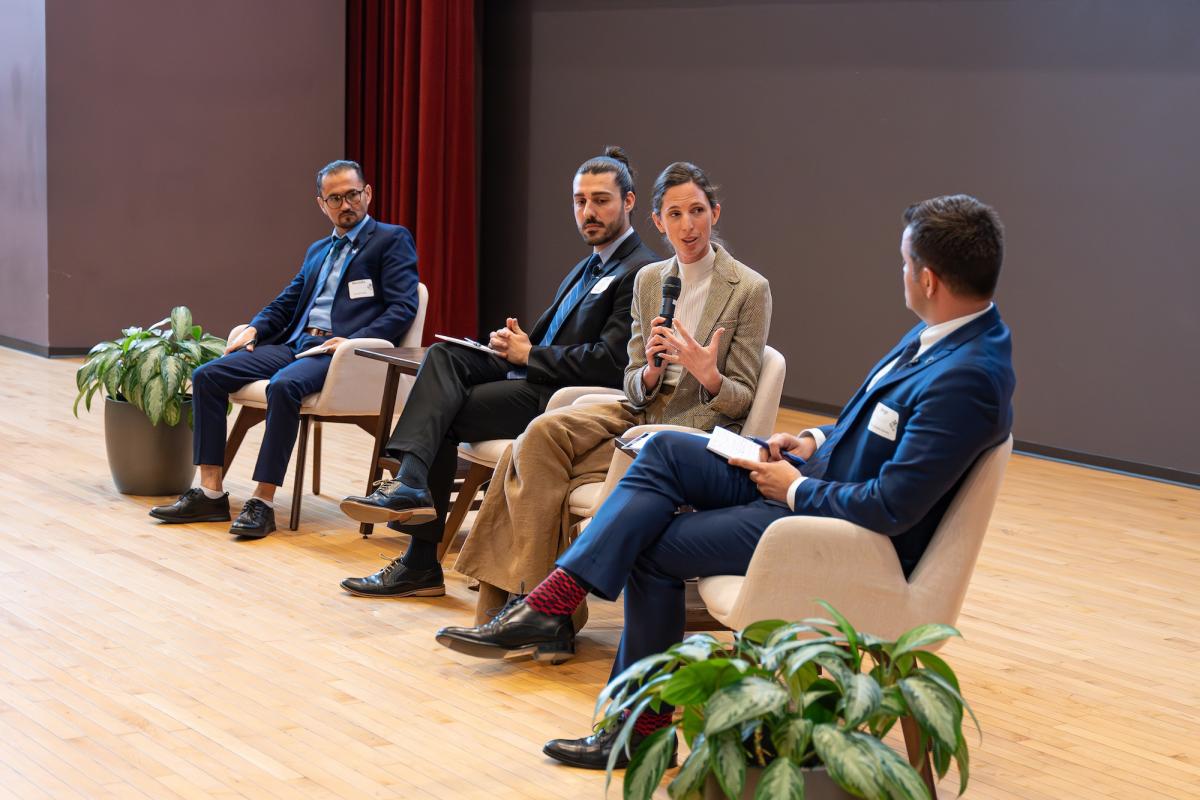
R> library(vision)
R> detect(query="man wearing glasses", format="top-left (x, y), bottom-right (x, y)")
top-left (149, 160), bottom-right (420, 538)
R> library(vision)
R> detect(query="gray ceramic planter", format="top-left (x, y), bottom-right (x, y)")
top-left (104, 396), bottom-right (196, 495)
top-left (704, 765), bottom-right (854, 799)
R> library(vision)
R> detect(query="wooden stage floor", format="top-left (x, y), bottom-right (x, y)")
top-left (0, 346), bottom-right (1196, 799)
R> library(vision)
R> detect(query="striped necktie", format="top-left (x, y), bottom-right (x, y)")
top-left (538, 254), bottom-right (603, 346)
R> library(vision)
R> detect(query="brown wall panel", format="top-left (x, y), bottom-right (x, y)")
top-left (480, 0), bottom-right (1200, 478)
top-left (45, 0), bottom-right (345, 348)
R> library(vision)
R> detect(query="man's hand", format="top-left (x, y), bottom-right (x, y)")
top-left (728, 456), bottom-right (801, 504)
top-left (762, 432), bottom-right (817, 462)
top-left (322, 337), bottom-right (348, 351)
top-left (489, 317), bottom-right (532, 365)
top-left (225, 325), bottom-right (258, 355)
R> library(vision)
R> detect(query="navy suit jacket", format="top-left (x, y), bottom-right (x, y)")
top-left (523, 230), bottom-right (658, 387)
top-left (250, 218), bottom-right (420, 346)
top-left (793, 305), bottom-right (1015, 575)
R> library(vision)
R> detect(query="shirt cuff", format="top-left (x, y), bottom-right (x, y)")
top-left (787, 476), bottom-right (806, 511)
top-left (801, 427), bottom-right (826, 449)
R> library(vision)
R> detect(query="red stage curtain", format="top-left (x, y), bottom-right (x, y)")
top-left (346, 0), bottom-right (476, 341)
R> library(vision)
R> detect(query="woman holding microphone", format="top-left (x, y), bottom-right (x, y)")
top-left (454, 161), bottom-right (773, 631)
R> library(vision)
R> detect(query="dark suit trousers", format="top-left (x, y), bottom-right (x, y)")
top-left (384, 342), bottom-right (556, 543)
top-left (556, 430), bottom-right (791, 681)
top-left (191, 334), bottom-right (331, 486)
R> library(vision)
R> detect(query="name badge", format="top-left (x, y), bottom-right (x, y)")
top-left (348, 278), bottom-right (374, 299)
top-left (590, 275), bottom-right (615, 294)
top-left (867, 402), bottom-right (900, 441)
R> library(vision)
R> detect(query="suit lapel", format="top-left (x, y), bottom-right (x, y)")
top-left (691, 245), bottom-right (738, 345)
top-left (869, 306), bottom-right (999, 396)
top-left (293, 239), bottom-right (336, 318)
top-left (549, 231), bottom-right (645, 332)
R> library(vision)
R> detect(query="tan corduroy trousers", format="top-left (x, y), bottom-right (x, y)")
top-left (454, 393), bottom-right (671, 621)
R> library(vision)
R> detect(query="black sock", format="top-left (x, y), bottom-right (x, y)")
top-left (397, 453), bottom-right (429, 488)
top-left (400, 536), bottom-right (439, 570)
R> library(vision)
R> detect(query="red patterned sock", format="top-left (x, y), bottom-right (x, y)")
top-left (524, 568), bottom-right (587, 616)
top-left (633, 711), bottom-right (674, 736)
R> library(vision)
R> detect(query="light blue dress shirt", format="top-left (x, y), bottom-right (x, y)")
top-left (305, 214), bottom-right (372, 333)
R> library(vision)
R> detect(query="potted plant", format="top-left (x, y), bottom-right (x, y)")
top-left (74, 306), bottom-right (226, 495)
top-left (597, 601), bottom-right (977, 800)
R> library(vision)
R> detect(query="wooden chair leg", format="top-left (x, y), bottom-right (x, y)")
top-left (223, 406), bottom-right (266, 475)
top-left (312, 421), bottom-right (322, 495)
top-left (289, 417), bottom-right (310, 531)
top-left (438, 462), bottom-right (493, 562)
top-left (900, 715), bottom-right (937, 799)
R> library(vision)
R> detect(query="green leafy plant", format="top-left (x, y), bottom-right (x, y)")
top-left (598, 601), bottom-right (979, 800)
top-left (73, 306), bottom-right (226, 426)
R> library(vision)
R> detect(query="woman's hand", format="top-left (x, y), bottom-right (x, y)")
top-left (641, 315), bottom-right (672, 389)
top-left (655, 319), bottom-right (725, 395)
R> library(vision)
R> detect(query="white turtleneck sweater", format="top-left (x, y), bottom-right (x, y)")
top-left (662, 245), bottom-right (716, 387)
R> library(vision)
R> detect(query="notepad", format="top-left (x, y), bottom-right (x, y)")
top-left (706, 426), bottom-right (765, 463)
top-left (295, 344), bottom-right (333, 359)
top-left (434, 334), bottom-right (502, 356)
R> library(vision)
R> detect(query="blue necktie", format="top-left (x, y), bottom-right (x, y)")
top-left (287, 236), bottom-right (351, 343)
top-left (539, 254), bottom-right (603, 346)
top-left (507, 254), bottom-right (603, 379)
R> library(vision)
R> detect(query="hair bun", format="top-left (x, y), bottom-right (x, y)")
top-left (603, 145), bottom-right (630, 169)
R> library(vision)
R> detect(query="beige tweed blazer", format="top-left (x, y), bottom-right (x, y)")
top-left (623, 244), bottom-right (772, 432)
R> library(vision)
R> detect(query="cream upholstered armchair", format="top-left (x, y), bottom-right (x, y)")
top-left (222, 283), bottom-right (428, 530)
top-left (697, 434), bottom-right (1013, 635)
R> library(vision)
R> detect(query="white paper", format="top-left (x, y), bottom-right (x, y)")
top-left (590, 275), bottom-right (615, 294)
top-left (706, 426), bottom-right (764, 463)
top-left (348, 278), bottom-right (374, 299)
top-left (867, 402), bottom-right (900, 441)
top-left (295, 344), bottom-right (333, 359)
top-left (434, 334), bottom-right (502, 356)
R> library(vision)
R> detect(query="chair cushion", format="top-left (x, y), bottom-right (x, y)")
top-left (696, 575), bottom-right (744, 626)
top-left (458, 439), bottom-right (512, 468)
top-left (230, 380), bottom-right (322, 412)
top-left (568, 482), bottom-right (603, 516)
top-left (230, 380), bottom-right (269, 408)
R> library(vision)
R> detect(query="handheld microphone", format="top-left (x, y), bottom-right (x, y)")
top-left (654, 276), bottom-right (682, 367)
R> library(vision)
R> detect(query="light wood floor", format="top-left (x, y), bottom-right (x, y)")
top-left (0, 346), bottom-right (1196, 799)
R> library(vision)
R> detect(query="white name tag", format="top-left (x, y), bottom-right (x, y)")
top-left (590, 275), bottom-right (615, 294)
top-left (867, 402), bottom-right (900, 441)
top-left (347, 278), bottom-right (374, 299)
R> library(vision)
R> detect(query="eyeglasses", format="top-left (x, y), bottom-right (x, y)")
top-left (321, 188), bottom-right (367, 209)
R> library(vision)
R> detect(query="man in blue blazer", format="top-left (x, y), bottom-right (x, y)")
top-left (435, 194), bottom-right (1016, 769)
top-left (150, 160), bottom-right (420, 537)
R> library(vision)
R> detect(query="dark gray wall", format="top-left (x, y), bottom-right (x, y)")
top-left (480, 0), bottom-right (1200, 479)
top-left (43, 0), bottom-right (345, 349)
top-left (0, 0), bottom-right (50, 346)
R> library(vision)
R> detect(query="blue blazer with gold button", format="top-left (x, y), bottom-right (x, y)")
top-left (250, 217), bottom-right (420, 346)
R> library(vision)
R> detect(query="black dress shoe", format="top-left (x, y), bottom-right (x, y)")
top-left (339, 479), bottom-right (436, 525)
top-left (149, 487), bottom-right (231, 523)
top-left (544, 725), bottom-right (678, 770)
top-left (230, 498), bottom-right (276, 538)
top-left (435, 597), bottom-right (575, 664)
top-left (340, 559), bottom-right (445, 598)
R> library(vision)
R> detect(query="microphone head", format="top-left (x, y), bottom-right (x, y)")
top-left (662, 276), bottom-right (682, 299)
